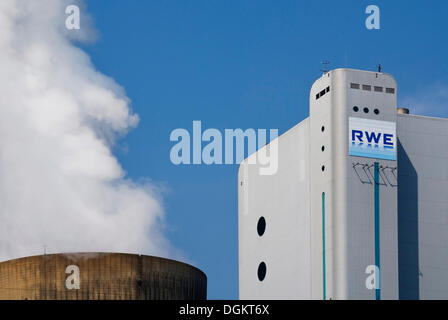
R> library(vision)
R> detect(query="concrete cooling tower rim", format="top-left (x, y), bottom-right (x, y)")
top-left (0, 252), bottom-right (205, 276)
top-left (0, 252), bottom-right (207, 300)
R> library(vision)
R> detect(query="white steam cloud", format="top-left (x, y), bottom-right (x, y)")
top-left (0, 0), bottom-right (174, 261)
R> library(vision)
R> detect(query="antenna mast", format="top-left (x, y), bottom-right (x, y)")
top-left (321, 61), bottom-right (330, 75)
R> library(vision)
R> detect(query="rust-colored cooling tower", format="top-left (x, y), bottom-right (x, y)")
top-left (0, 253), bottom-right (206, 300)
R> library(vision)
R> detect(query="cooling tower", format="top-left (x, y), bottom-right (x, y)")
top-left (0, 252), bottom-right (207, 300)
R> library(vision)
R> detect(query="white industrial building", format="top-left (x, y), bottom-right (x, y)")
top-left (238, 68), bottom-right (448, 299)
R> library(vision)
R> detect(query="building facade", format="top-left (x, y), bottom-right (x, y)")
top-left (238, 68), bottom-right (448, 299)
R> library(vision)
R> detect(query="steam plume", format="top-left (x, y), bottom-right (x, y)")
top-left (0, 0), bottom-right (174, 261)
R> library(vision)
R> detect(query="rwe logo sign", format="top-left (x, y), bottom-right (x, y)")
top-left (349, 117), bottom-right (396, 161)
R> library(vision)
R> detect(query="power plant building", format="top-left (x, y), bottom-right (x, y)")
top-left (238, 68), bottom-right (448, 300)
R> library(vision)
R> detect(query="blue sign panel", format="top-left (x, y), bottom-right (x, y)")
top-left (349, 117), bottom-right (397, 161)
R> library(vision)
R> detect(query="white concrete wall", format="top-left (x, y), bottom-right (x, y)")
top-left (238, 119), bottom-right (311, 299)
top-left (309, 69), bottom-right (399, 299)
top-left (341, 69), bottom-right (399, 300)
top-left (309, 71), bottom-right (334, 299)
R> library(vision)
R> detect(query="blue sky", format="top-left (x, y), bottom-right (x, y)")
top-left (82, 0), bottom-right (448, 299)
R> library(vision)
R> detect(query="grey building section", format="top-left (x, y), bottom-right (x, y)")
top-left (397, 114), bottom-right (448, 299)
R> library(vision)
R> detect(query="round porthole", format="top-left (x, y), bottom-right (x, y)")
top-left (353, 106), bottom-right (359, 112)
top-left (321, 126), bottom-right (325, 132)
top-left (257, 217), bottom-right (266, 236)
top-left (258, 262), bottom-right (267, 281)
top-left (322, 165), bottom-right (325, 172)
top-left (374, 109), bottom-right (380, 115)
top-left (363, 107), bottom-right (369, 113)
top-left (321, 145), bottom-right (325, 152)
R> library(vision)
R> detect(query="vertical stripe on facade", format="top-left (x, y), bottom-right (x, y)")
top-left (322, 192), bottom-right (326, 300)
top-left (374, 162), bottom-right (381, 300)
